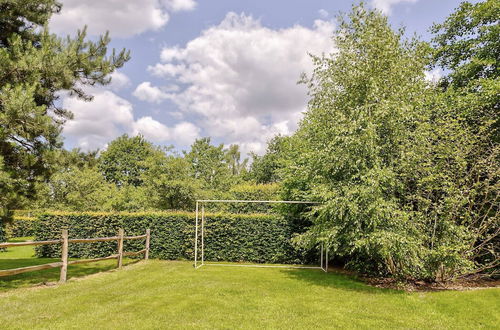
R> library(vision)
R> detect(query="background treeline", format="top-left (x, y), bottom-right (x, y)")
top-left (23, 135), bottom-right (281, 213)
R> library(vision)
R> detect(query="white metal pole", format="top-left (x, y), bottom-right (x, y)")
top-left (194, 201), bottom-right (199, 268)
top-left (325, 246), bottom-right (328, 273)
top-left (201, 204), bottom-right (205, 266)
top-left (320, 243), bottom-right (324, 271)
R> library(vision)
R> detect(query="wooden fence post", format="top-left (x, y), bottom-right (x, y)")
top-left (60, 229), bottom-right (68, 283)
top-left (117, 228), bottom-right (124, 269)
top-left (145, 229), bottom-right (150, 260)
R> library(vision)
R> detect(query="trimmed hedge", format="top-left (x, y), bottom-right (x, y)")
top-left (34, 212), bottom-right (307, 264)
top-left (5, 216), bottom-right (38, 238)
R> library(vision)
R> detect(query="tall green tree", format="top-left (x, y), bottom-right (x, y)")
top-left (98, 135), bottom-right (156, 187)
top-left (284, 2), bottom-right (498, 281)
top-left (0, 0), bottom-right (129, 224)
top-left (184, 138), bottom-right (230, 190)
top-left (141, 148), bottom-right (200, 210)
top-left (249, 135), bottom-right (288, 184)
top-left (225, 144), bottom-right (248, 176)
top-left (283, 4), bottom-right (433, 278)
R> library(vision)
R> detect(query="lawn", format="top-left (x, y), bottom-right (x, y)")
top-left (0, 237), bottom-right (136, 292)
top-left (0, 243), bottom-right (498, 329)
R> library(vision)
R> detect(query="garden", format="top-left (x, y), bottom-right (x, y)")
top-left (0, 0), bottom-right (498, 328)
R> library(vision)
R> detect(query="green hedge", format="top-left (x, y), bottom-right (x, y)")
top-left (5, 216), bottom-right (38, 238)
top-left (34, 212), bottom-right (307, 264)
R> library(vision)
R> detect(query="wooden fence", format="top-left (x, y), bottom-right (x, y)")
top-left (0, 228), bottom-right (150, 282)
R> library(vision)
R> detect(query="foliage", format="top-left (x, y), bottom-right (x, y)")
top-left (248, 135), bottom-right (288, 183)
top-left (281, 2), bottom-right (499, 281)
top-left (184, 137), bottom-right (232, 190)
top-left (0, 0), bottom-right (129, 223)
top-left (225, 144), bottom-right (248, 176)
top-left (284, 4), bottom-right (431, 278)
top-left (430, 0), bottom-right (499, 278)
top-left (98, 134), bottom-right (156, 187)
top-left (4, 216), bottom-right (37, 238)
top-left (140, 148), bottom-right (201, 211)
top-left (431, 0), bottom-right (499, 88)
top-left (34, 211), bottom-right (305, 263)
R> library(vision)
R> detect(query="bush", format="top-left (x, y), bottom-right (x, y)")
top-left (0, 224), bottom-right (4, 243)
top-left (34, 211), bottom-right (308, 264)
top-left (5, 216), bottom-right (37, 238)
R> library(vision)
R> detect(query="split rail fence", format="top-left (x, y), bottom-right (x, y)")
top-left (0, 228), bottom-right (150, 282)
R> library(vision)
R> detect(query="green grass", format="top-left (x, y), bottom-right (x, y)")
top-left (0, 259), bottom-right (498, 329)
top-left (0, 237), bottom-right (136, 292)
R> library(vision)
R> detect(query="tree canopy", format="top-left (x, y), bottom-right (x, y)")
top-left (0, 0), bottom-right (129, 223)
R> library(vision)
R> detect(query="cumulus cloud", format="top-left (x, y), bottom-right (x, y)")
top-left (50, 0), bottom-right (197, 38)
top-left (108, 71), bottom-right (131, 92)
top-left (163, 0), bottom-right (197, 12)
top-left (371, 0), bottom-right (419, 14)
top-left (133, 82), bottom-right (169, 104)
top-left (62, 77), bottom-right (199, 150)
top-left (132, 117), bottom-right (200, 145)
top-left (62, 90), bottom-right (135, 150)
top-left (148, 12), bottom-right (335, 155)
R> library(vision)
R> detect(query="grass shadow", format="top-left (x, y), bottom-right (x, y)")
top-left (279, 267), bottom-right (404, 295)
top-left (0, 258), bottom-right (137, 292)
top-left (0, 237), bottom-right (138, 292)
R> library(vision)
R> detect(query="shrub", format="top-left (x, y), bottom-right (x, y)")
top-left (0, 224), bottom-right (4, 243)
top-left (5, 216), bottom-right (37, 238)
top-left (34, 211), bottom-right (308, 264)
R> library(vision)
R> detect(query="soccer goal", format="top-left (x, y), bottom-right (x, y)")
top-left (193, 199), bottom-right (328, 272)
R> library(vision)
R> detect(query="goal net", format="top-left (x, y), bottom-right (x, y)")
top-left (193, 199), bottom-right (328, 272)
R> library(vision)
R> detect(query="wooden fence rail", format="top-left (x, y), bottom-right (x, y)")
top-left (0, 228), bottom-right (150, 282)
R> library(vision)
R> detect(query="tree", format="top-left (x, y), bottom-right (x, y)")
top-left (284, 2), bottom-right (498, 281)
top-left (248, 135), bottom-right (288, 184)
top-left (225, 144), bottom-right (248, 176)
top-left (0, 0), bottom-right (129, 223)
top-left (141, 148), bottom-right (201, 210)
top-left (283, 4), bottom-right (434, 278)
top-left (98, 135), bottom-right (156, 187)
top-left (46, 166), bottom-right (117, 211)
top-left (184, 138), bottom-right (231, 190)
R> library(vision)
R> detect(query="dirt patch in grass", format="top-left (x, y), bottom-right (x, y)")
top-left (363, 275), bottom-right (500, 292)
top-left (326, 265), bottom-right (500, 292)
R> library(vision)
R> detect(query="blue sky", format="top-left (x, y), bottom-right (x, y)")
top-left (50, 0), bottom-right (470, 155)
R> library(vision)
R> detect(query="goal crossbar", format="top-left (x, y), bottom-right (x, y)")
top-left (194, 199), bottom-right (328, 272)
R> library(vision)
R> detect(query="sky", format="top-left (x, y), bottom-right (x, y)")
top-left (49, 0), bottom-right (470, 156)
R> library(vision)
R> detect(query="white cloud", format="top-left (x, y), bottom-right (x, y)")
top-left (148, 12), bottom-right (335, 155)
top-left (50, 0), bottom-right (196, 38)
top-left (108, 71), bottom-right (131, 91)
top-left (371, 0), bottom-right (419, 15)
top-left (133, 82), bottom-right (169, 104)
top-left (162, 0), bottom-right (197, 12)
top-left (62, 90), bottom-right (135, 150)
top-left (133, 117), bottom-right (200, 146)
top-left (318, 9), bottom-right (329, 18)
top-left (62, 87), bottom-right (199, 150)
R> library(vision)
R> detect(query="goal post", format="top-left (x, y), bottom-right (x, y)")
top-left (193, 199), bottom-right (327, 272)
